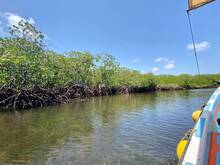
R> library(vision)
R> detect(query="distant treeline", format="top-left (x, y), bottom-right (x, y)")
top-left (0, 20), bottom-right (219, 110)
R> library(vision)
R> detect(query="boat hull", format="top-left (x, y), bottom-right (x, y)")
top-left (179, 87), bottom-right (220, 165)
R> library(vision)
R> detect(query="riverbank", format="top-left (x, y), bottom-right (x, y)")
top-left (0, 84), bottom-right (218, 111)
top-left (1, 22), bottom-right (220, 111)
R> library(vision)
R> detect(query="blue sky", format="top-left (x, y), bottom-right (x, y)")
top-left (0, 0), bottom-right (219, 75)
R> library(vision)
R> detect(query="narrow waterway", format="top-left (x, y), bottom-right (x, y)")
top-left (0, 88), bottom-right (215, 165)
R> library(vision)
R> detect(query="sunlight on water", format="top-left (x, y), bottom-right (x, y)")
top-left (0, 89), bottom-right (215, 165)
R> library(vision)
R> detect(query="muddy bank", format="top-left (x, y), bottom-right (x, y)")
top-left (0, 85), bottom-right (217, 111)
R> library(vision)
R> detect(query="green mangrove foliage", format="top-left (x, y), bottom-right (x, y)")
top-left (0, 20), bottom-right (219, 90)
top-left (0, 20), bottom-right (219, 110)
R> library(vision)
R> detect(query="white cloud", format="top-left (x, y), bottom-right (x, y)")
top-left (164, 63), bottom-right (175, 70)
top-left (131, 58), bottom-right (140, 63)
top-left (155, 57), bottom-right (175, 64)
top-left (6, 13), bottom-right (23, 27)
top-left (155, 57), bottom-right (168, 63)
top-left (0, 12), bottom-right (44, 39)
top-left (0, 12), bottom-right (35, 28)
top-left (152, 67), bottom-right (160, 73)
top-left (155, 56), bottom-right (175, 70)
top-left (187, 41), bottom-right (211, 52)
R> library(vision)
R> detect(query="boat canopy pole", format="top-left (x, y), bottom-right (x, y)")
top-left (187, 11), bottom-right (201, 75)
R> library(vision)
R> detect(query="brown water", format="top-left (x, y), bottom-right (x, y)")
top-left (0, 89), bottom-right (215, 165)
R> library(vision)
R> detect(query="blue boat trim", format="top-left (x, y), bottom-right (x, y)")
top-left (217, 152), bottom-right (220, 165)
top-left (179, 88), bottom-right (220, 165)
top-left (211, 94), bottom-right (216, 100)
top-left (195, 118), bottom-right (206, 138)
top-left (205, 103), bottom-right (211, 111)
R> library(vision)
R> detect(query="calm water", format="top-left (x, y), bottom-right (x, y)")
top-left (0, 89), bottom-right (215, 165)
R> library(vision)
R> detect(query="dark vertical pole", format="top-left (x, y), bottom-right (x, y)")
top-left (187, 11), bottom-right (201, 75)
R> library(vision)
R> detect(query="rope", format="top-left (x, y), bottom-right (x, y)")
top-left (187, 11), bottom-right (201, 75)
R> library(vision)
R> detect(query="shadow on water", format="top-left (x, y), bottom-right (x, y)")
top-left (0, 88), bottom-right (215, 165)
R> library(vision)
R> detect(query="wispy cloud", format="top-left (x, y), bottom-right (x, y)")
top-left (152, 67), bottom-right (160, 73)
top-left (187, 41), bottom-right (211, 52)
top-left (131, 58), bottom-right (140, 63)
top-left (164, 63), bottom-right (175, 70)
top-left (155, 57), bottom-right (168, 63)
top-left (155, 56), bottom-right (175, 70)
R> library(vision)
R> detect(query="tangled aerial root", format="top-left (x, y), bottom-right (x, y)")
top-left (0, 84), bottom-right (158, 111)
top-left (0, 85), bottom-right (119, 111)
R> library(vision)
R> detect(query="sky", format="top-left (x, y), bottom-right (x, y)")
top-left (0, 0), bottom-right (219, 75)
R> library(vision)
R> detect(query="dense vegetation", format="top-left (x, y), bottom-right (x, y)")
top-left (0, 20), bottom-right (219, 110)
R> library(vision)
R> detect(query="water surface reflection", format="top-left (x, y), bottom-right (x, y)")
top-left (0, 89), bottom-right (215, 165)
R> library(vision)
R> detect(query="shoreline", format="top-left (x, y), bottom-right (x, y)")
top-left (0, 85), bottom-right (218, 111)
